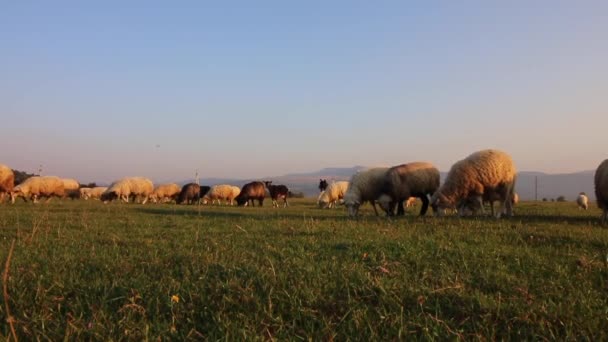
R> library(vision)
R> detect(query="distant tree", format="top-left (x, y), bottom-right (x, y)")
top-left (11, 169), bottom-right (38, 185)
top-left (551, 198), bottom-right (555, 202)
top-left (556, 196), bottom-right (566, 202)
top-left (542, 198), bottom-right (548, 202)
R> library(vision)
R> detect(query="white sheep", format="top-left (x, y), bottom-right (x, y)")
top-left (431, 149), bottom-right (517, 218)
top-left (576, 192), bottom-right (588, 210)
top-left (594, 159), bottom-right (608, 224)
top-left (0, 164), bottom-right (14, 203)
top-left (317, 181), bottom-right (349, 208)
top-left (61, 178), bottom-right (80, 199)
top-left (79, 186), bottom-right (109, 200)
top-left (11, 176), bottom-right (65, 203)
top-left (101, 177), bottom-right (154, 204)
top-left (150, 183), bottom-right (181, 203)
top-left (344, 168), bottom-right (388, 217)
top-left (377, 162), bottom-right (440, 216)
top-left (203, 184), bottom-right (241, 205)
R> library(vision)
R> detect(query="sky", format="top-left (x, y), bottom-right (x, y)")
top-left (1, 1), bottom-right (607, 183)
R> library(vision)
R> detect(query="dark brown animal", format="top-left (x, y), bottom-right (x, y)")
top-left (177, 183), bottom-right (201, 205)
top-left (319, 179), bottom-right (328, 192)
top-left (235, 181), bottom-right (266, 206)
top-left (264, 181), bottom-right (289, 208)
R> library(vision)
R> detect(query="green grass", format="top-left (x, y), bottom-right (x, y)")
top-left (0, 199), bottom-right (606, 340)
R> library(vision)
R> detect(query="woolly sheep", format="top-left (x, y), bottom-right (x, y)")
top-left (150, 183), bottom-right (181, 203)
top-left (594, 159), bottom-right (608, 225)
top-left (344, 168), bottom-right (388, 217)
top-left (235, 181), bottom-right (266, 206)
top-left (11, 176), bottom-right (65, 203)
top-left (377, 162), bottom-right (440, 216)
top-left (101, 177), bottom-right (154, 204)
top-left (576, 192), bottom-right (589, 210)
top-left (431, 149), bottom-right (517, 218)
top-left (61, 178), bottom-right (80, 199)
top-left (203, 184), bottom-right (241, 205)
top-left (0, 164), bottom-right (14, 203)
top-left (317, 181), bottom-right (349, 209)
top-left (79, 186), bottom-right (108, 200)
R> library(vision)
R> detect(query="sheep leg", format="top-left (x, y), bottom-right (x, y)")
top-left (284, 197), bottom-right (289, 208)
top-left (419, 195), bottom-right (430, 216)
top-left (371, 201), bottom-right (379, 216)
top-left (396, 200), bottom-right (405, 216)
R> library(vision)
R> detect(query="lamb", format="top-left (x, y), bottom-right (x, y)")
top-left (377, 162), bottom-right (440, 216)
top-left (431, 149), bottom-right (517, 218)
top-left (150, 183), bottom-right (181, 203)
top-left (264, 181), bottom-right (289, 208)
top-left (343, 168), bottom-right (388, 217)
top-left (203, 184), bottom-right (241, 205)
top-left (61, 178), bottom-right (80, 199)
top-left (576, 192), bottom-right (589, 210)
top-left (594, 159), bottom-right (608, 225)
top-left (79, 186), bottom-right (108, 200)
top-left (176, 183), bottom-right (201, 205)
top-left (235, 181), bottom-right (266, 206)
top-left (10, 176), bottom-right (65, 203)
top-left (317, 181), bottom-right (349, 208)
top-left (0, 164), bottom-right (14, 203)
top-left (101, 177), bottom-right (154, 204)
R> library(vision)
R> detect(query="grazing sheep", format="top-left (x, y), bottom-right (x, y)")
top-left (594, 159), bottom-right (608, 225)
top-left (317, 181), bottom-right (349, 208)
top-left (61, 178), bottom-right (80, 199)
top-left (11, 176), bottom-right (65, 203)
top-left (176, 183), bottom-right (201, 205)
top-left (0, 164), bottom-right (14, 203)
top-left (377, 162), bottom-right (440, 217)
top-left (431, 149), bottom-right (517, 218)
top-left (576, 192), bottom-right (589, 210)
top-left (319, 179), bottom-right (328, 192)
top-left (235, 181), bottom-right (266, 206)
top-left (150, 183), bottom-right (181, 203)
top-left (459, 189), bottom-right (519, 216)
top-left (101, 177), bottom-right (154, 204)
top-left (344, 168), bottom-right (388, 217)
top-left (79, 186), bottom-right (108, 200)
top-left (264, 181), bottom-right (289, 208)
top-left (203, 184), bottom-right (241, 205)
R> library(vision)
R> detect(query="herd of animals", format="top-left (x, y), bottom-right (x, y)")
top-left (1, 149), bottom-right (608, 225)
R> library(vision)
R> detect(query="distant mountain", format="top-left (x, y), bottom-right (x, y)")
top-left (177, 167), bottom-right (597, 200)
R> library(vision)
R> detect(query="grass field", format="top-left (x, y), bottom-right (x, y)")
top-left (0, 199), bottom-right (606, 340)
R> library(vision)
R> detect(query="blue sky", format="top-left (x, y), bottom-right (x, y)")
top-left (1, 1), bottom-right (606, 183)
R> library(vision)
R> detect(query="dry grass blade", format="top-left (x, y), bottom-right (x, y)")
top-left (3, 239), bottom-right (18, 342)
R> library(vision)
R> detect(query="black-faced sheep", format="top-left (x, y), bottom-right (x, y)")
top-left (176, 183), bottom-right (201, 205)
top-left (594, 159), bottom-right (608, 225)
top-left (0, 164), bottom-right (14, 203)
top-left (235, 181), bottom-right (266, 207)
top-left (101, 177), bottom-right (154, 204)
top-left (317, 181), bottom-right (349, 209)
top-left (431, 149), bottom-right (517, 218)
top-left (264, 181), bottom-right (289, 208)
top-left (11, 176), bottom-right (65, 203)
top-left (377, 162), bottom-right (440, 217)
top-left (344, 168), bottom-right (388, 217)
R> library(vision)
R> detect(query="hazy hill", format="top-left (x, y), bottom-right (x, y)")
top-left (178, 167), bottom-right (596, 200)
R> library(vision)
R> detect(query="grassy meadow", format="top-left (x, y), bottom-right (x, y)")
top-left (0, 198), bottom-right (606, 340)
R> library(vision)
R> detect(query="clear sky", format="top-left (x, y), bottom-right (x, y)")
top-left (1, 1), bottom-right (606, 183)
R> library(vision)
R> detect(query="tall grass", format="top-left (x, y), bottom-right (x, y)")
top-left (0, 200), bottom-right (606, 339)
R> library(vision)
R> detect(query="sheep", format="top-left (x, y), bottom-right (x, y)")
top-left (79, 186), bottom-right (108, 200)
top-left (576, 192), bottom-right (589, 210)
top-left (101, 177), bottom-right (154, 204)
top-left (176, 183), bottom-right (201, 205)
top-left (235, 181), bottom-right (266, 206)
top-left (431, 149), bottom-right (517, 218)
top-left (343, 168), bottom-right (388, 217)
top-left (203, 184), bottom-right (241, 205)
top-left (264, 181), bottom-right (289, 208)
top-left (317, 181), bottom-right (349, 209)
top-left (10, 176), bottom-right (65, 203)
top-left (150, 183), bottom-right (181, 203)
top-left (594, 159), bottom-right (608, 225)
top-left (459, 189), bottom-right (519, 216)
top-left (61, 178), bottom-right (80, 199)
top-left (377, 162), bottom-right (440, 217)
top-left (0, 164), bottom-right (14, 203)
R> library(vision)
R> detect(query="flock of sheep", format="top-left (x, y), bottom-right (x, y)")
top-left (1, 149), bottom-right (608, 224)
